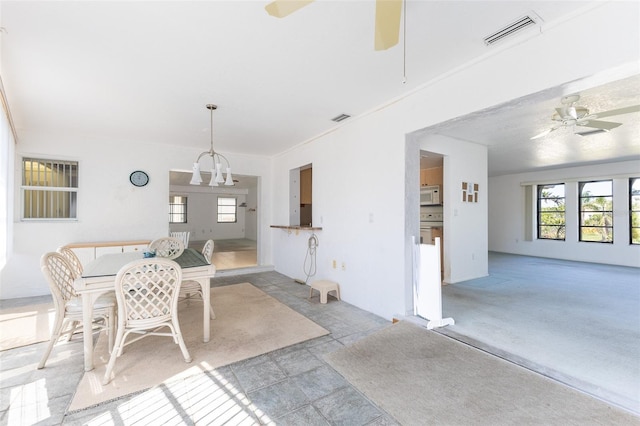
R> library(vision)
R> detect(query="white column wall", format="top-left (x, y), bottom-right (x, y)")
top-left (489, 161), bottom-right (640, 267)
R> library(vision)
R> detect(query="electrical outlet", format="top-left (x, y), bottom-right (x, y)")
top-left (341, 262), bottom-right (346, 271)
top-left (332, 260), bottom-right (336, 269)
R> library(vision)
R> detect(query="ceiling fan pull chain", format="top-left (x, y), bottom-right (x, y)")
top-left (402, 0), bottom-right (407, 84)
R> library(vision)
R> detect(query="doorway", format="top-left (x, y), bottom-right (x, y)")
top-left (419, 151), bottom-right (444, 276)
top-left (169, 171), bottom-right (258, 270)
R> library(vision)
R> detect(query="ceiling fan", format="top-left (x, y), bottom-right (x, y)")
top-left (264, 0), bottom-right (403, 51)
top-left (531, 94), bottom-right (640, 140)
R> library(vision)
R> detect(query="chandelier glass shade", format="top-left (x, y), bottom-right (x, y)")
top-left (190, 104), bottom-right (233, 187)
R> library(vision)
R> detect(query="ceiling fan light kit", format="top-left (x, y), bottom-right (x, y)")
top-left (530, 95), bottom-right (640, 140)
top-left (190, 104), bottom-right (234, 187)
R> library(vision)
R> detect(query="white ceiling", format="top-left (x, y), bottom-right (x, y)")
top-left (2, 1), bottom-right (639, 177)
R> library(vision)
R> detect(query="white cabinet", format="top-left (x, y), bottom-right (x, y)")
top-left (95, 246), bottom-right (123, 257)
top-left (123, 244), bottom-right (148, 253)
top-left (65, 240), bottom-right (151, 268)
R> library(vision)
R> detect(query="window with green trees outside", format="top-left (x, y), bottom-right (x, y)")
top-left (631, 177), bottom-right (640, 245)
top-left (537, 183), bottom-right (565, 240)
top-left (579, 180), bottom-right (613, 243)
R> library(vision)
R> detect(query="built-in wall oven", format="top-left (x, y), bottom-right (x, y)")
top-left (420, 210), bottom-right (443, 244)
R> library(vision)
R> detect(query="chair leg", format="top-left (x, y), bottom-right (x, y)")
top-left (37, 312), bottom-right (65, 369)
top-left (107, 310), bottom-right (116, 353)
top-left (172, 319), bottom-right (192, 363)
top-left (103, 326), bottom-right (126, 385)
top-left (64, 320), bottom-right (79, 342)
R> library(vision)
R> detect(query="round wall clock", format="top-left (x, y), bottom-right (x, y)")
top-left (129, 170), bottom-right (149, 187)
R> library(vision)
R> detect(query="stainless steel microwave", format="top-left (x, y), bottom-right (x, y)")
top-left (420, 185), bottom-right (440, 205)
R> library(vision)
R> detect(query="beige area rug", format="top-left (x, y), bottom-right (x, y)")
top-left (0, 303), bottom-right (55, 351)
top-left (325, 321), bottom-right (639, 425)
top-left (69, 283), bottom-right (328, 412)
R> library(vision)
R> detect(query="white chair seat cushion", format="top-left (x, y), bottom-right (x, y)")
top-left (66, 292), bottom-right (116, 313)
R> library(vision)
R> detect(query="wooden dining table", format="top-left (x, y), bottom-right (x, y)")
top-left (74, 248), bottom-right (216, 371)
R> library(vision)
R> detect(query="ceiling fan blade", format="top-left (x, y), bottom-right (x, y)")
top-left (265, 0), bottom-right (314, 18)
top-left (374, 0), bottom-right (402, 51)
top-left (530, 127), bottom-right (557, 140)
top-left (577, 120), bottom-right (622, 130)
top-left (591, 104), bottom-right (640, 119)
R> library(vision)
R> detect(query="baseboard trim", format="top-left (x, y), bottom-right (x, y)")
top-left (215, 265), bottom-right (274, 277)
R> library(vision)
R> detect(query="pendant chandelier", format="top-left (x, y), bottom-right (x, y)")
top-left (190, 104), bottom-right (234, 186)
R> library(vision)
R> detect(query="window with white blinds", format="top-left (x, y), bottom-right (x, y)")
top-left (169, 195), bottom-right (187, 223)
top-left (22, 157), bottom-right (78, 220)
top-left (217, 196), bottom-right (237, 223)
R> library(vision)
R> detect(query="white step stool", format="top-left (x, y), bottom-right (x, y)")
top-left (309, 280), bottom-right (341, 304)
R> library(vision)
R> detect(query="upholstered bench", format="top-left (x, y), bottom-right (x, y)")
top-left (309, 280), bottom-right (341, 304)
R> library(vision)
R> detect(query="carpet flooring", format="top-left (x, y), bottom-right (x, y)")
top-left (325, 321), bottom-right (639, 426)
top-left (69, 282), bottom-right (328, 412)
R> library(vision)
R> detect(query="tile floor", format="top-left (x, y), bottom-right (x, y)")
top-left (0, 271), bottom-right (395, 425)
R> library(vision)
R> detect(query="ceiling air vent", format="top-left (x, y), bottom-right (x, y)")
top-left (331, 113), bottom-right (351, 123)
top-left (483, 15), bottom-right (538, 46)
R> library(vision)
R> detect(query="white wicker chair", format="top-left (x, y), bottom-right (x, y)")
top-left (38, 252), bottom-right (116, 369)
top-left (57, 246), bottom-right (83, 279)
top-left (102, 257), bottom-right (192, 385)
top-left (148, 237), bottom-right (184, 259)
top-left (169, 231), bottom-right (190, 248)
top-left (178, 240), bottom-right (215, 319)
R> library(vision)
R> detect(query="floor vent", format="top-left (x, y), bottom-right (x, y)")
top-left (331, 113), bottom-right (351, 123)
top-left (484, 15), bottom-right (538, 46)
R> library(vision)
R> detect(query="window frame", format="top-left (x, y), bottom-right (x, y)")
top-left (630, 177), bottom-right (640, 245)
top-left (169, 195), bottom-right (188, 224)
top-left (537, 183), bottom-right (566, 241)
top-left (217, 196), bottom-right (237, 223)
top-left (579, 180), bottom-right (613, 243)
top-left (21, 157), bottom-right (79, 221)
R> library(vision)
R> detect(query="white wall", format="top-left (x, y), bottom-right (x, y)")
top-left (270, 2), bottom-right (640, 320)
top-left (244, 183), bottom-right (258, 241)
top-left (1, 130), bottom-right (272, 299)
top-left (1, 101), bottom-right (15, 275)
top-left (489, 160), bottom-right (640, 267)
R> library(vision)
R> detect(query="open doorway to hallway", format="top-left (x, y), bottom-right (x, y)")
top-left (169, 171), bottom-right (258, 270)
